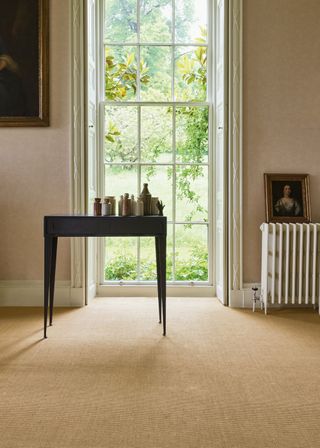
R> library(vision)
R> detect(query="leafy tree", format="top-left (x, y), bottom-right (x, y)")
top-left (105, 49), bottom-right (150, 101)
top-left (105, 246), bottom-right (208, 281)
top-left (105, 36), bottom-right (208, 221)
top-left (104, 0), bottom-right (209, 280)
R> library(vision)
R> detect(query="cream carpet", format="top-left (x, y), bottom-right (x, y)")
top-left (0, 298), bottom-right (320, 448)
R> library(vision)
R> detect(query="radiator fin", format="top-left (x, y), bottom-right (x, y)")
top-left (260, 223), bottom-right (320, 312)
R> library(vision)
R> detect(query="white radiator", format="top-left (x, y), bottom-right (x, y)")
top-left (260, 223), bottom-right (320, 314)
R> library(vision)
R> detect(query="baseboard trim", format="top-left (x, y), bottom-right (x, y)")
top-left (229, 284), bottom-right (318, 310)
top-left (97, 285), bottom-right (215, 298)
top-left (229, 283), bottom-right (261, 308)
top-left (0, 281), bottom-right (84, 307)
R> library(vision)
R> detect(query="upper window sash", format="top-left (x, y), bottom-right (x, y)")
top-left (104, 0), bottom-right (208, 45)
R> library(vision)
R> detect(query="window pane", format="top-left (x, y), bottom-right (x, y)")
top-left (175, 0), bottom-right (207, 44)
top-left (139, 225), bottom-right (173, 281)
top-left (105, 237), bottom-right (138, 280)
top-left (105, 106), bottom-right (138, 163)
top-left (140, 0), bottom-right (172, 43)
top-left (140, 46), bottom-right (172, 101)
top-left (103, 0), bottom-right (211, 285)
top-left (175, 165), bottom-right (208, 222)
top-left (105, 0), bottom-right (137, 43)
top-left (166, 223), bottom-right (174, 281)
top-left (141, 165), bottom-right (173, 220)
top-left (139, 237), bottom-right (157, 281)
top-left (105, 46), bottom-right (137, 101)
top-left (141, 107), bottom-right (172, 163)
top-left (175, 224), bottom-right (208, 281)
top-left (176, 106), bottom-right (208, 163)
top-left (175, 46), bottom-right (207, 101)
top-left (105, 165), bottom-right (138, 202)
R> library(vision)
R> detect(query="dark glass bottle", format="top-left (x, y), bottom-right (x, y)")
top-left (94, 198), bottom-right (102, 216)
top-left (140, 183), bottom-right (151, 215)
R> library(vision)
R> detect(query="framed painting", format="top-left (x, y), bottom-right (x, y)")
top-left (264, 173), bottom-right (311, 223)
top-left (0, 0), bottom-right (49, 127)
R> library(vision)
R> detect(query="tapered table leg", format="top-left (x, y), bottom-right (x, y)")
top-left (159, 235), bottom-right (166, 336)
top-left (44, 236), bottom-right (52, 339)
top-left (49, 237), bottom-right (58, 326)
top-left (155, 236), bottom-right (162, 324)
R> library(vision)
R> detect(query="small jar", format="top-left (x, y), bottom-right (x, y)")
top-left (105, 196), bottom-right (116, 215)
top-left (151, 197), bottom-right (159, 215)
top-left (131, 194), bottom-right (137, 215)
top-left (118, 195), bottom-right (123, 216)
top-left (122, 193), bottom-right (130, 216)
top-left (94, 198), bottom-right (102, 216)
top-left (136, 196), bottom-right (144, 216)
top-left (102, 198), bottom-right (108, 216)
top-left (106, 200), bottom-right (112, 216)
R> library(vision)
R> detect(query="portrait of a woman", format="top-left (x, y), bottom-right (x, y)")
top-left (274, 184), bottom-right (303, 217)
top-left (264, 174), bottom-right (311, 223)
top-left (0, 0), bottom-right (45, 122)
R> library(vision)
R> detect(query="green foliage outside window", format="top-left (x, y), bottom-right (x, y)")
top-left (105, 246), bottom-right (208, 281)
top-left (104, 0), bottom-right (209, 281)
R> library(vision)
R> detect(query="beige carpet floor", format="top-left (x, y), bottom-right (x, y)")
top-left (0, 298), bottom-right (320, 448)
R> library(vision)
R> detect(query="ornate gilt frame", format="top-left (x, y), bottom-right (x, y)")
top-left (264, 173), bottom-right (311, 223)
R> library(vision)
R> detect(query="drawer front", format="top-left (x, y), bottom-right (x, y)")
top-left (44, 216), bottom-right (166, 237)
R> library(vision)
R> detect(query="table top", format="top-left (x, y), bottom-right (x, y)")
top-left (44, 215), bottom-right (167, 237)
top-left (44, 214), bottom-right (165, 218)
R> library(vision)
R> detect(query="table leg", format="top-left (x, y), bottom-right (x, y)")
top-left (159, 235), bottom-right (166, 336)
top-left (155, 236), bottom-right (162, 324)
top-left (44, 236), bottom-right (52, 339)
top-left (49, 237), bottom-right (58, 326)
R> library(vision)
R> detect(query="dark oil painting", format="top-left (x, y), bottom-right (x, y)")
top-left (264, 173), bottom-right (311, 223)
top-left (0, 0), bottom-right (49, 126)
top-left (272, 181), bottom-right (304, 218)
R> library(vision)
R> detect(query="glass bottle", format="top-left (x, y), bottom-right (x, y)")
top-left (136, 196), bottom-right (144, 216)
top-left (122, 193), bottom-right (130, 216)
top-left (94, 198), bottom-right (102, 216)
top-left (131, 194), bottom-right (137, 215)
top-left (118, 195), bottom-right (123, 216)
top-left (140, 183), bottom-right (151, 215)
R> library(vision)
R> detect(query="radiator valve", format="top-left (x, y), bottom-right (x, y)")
top-left (252, 287), bottom-right (263, 312)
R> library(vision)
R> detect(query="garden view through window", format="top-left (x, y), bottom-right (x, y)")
top-left (103, 0), bottom-right (211, 283)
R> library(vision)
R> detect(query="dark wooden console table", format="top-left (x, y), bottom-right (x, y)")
top-left (44, 215), bottom-right (167, 338)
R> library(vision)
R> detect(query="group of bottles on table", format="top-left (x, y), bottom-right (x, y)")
top-left (93, 183), bottom-right (163, 217)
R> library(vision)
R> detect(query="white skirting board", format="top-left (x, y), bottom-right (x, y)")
top-left (0, 281), bottom-right (84, 307)
top-left (229, 284), bottom-right (261, 308)
top-left (97, 285), bottom-right (215, 298)
top-left (229, 283), bottom-right (319, 310)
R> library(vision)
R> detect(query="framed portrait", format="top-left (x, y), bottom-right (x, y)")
top-left (264, 173), bottom-right (311, 223)
top-left (0, 0), bottom-right (49, 127)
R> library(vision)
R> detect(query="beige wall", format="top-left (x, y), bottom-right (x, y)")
top-left (1, 0), bottom-right (320, 287)
top-left (243, 0), bottom-right (320, 282)
top-left (0, 0), bottom-right (71, 281)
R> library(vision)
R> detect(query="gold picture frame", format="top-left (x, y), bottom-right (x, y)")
top-left (264, 173), bottom-right (311, 223)
top-left (0, 0), bottom-right (49, 127)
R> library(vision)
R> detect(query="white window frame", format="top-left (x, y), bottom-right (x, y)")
top-left (97, 0), bottom-right (215, 291)
top-left (70, 0), bottom-right (243, 302)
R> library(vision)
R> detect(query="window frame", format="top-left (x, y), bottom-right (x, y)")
top-left (97, 0), bottom-right (215, 287)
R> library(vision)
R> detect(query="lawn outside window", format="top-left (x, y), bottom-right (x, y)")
top-left (101, 0), bottom-right (213, 285)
